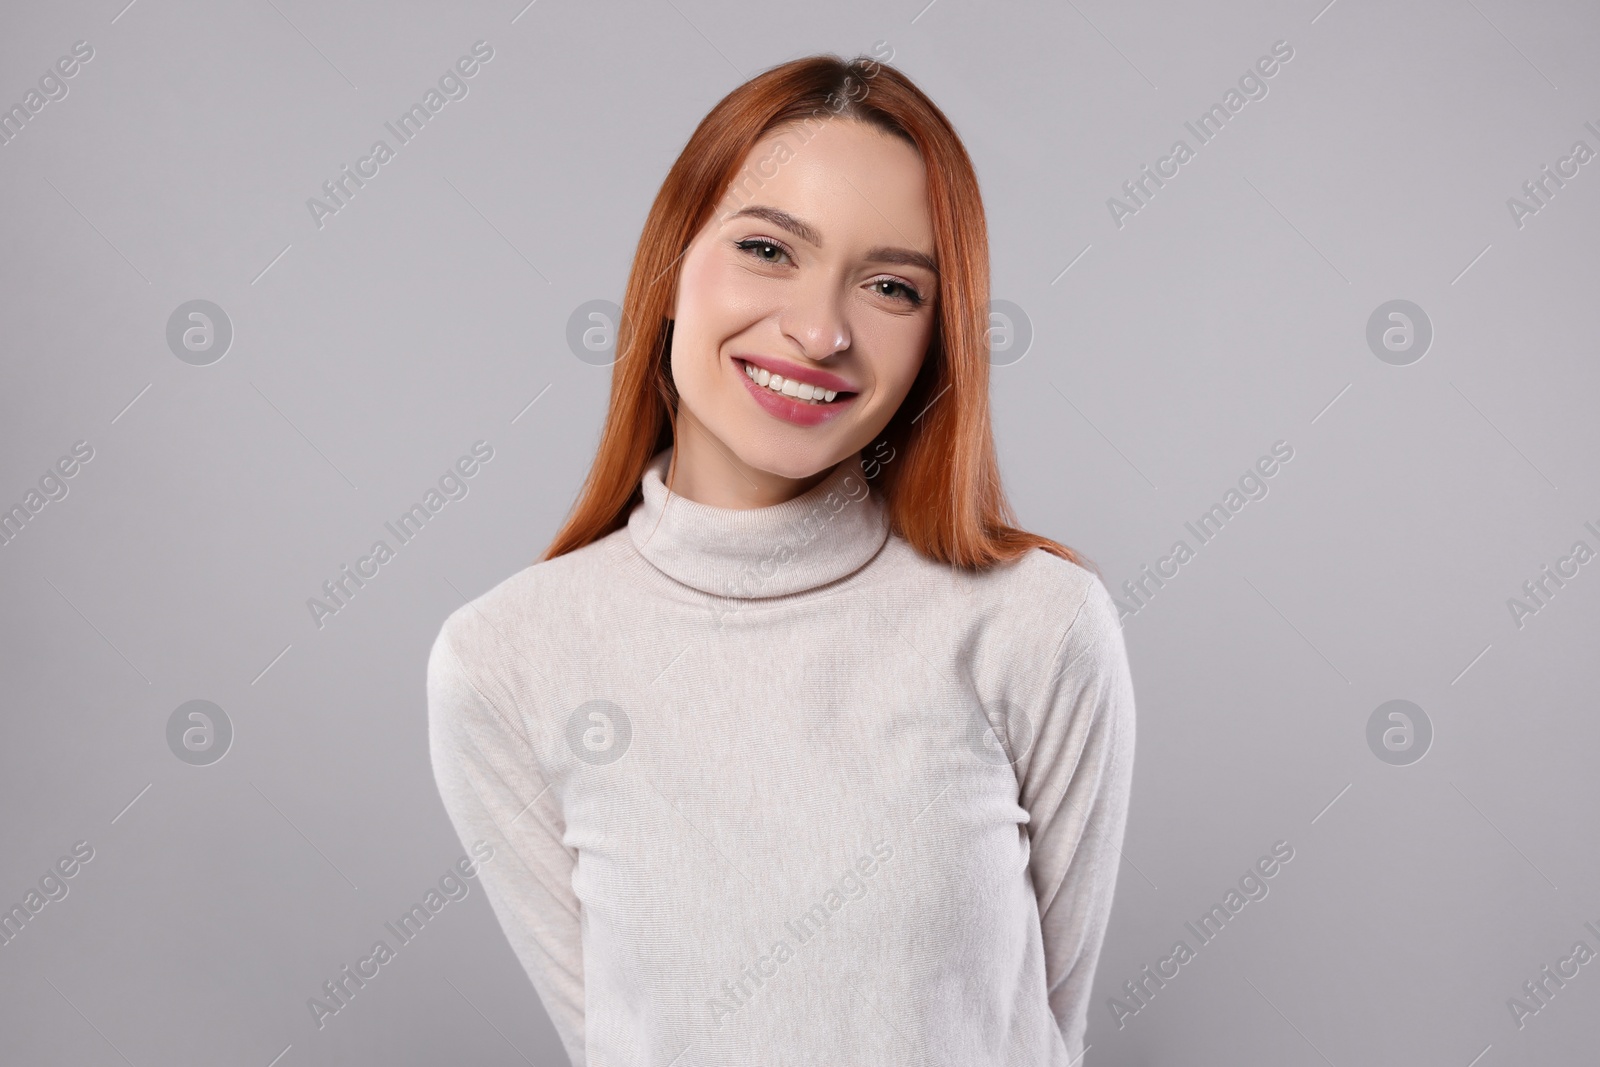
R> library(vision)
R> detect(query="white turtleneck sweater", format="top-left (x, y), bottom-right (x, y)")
top-left (427, 445), bottom-right (1135, 1066)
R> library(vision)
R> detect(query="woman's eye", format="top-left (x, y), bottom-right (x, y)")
top-left (735, 238), bottom-right (924, 307)
top-left (871, 278), bottom-right (924, 306)
top-left (735, 238), bottom-right (791, 265)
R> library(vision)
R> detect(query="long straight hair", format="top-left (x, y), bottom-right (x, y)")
top-left (539, 52), bottom-right (1092, 576)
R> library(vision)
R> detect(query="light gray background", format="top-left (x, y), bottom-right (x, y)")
top-left (3, 1), bottom-right (1597, 1064)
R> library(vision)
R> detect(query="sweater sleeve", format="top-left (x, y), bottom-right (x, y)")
top-left (426, 620), bottom-right (587, 1067)
top-left (1016, 575), bottom-right (1137, 1058)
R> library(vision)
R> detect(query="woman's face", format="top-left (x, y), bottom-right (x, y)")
top-left (667, 116), bottom-right (939, 503)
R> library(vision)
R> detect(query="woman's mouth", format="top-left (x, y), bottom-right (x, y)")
top-left (734, 357), bottom-right (859, 427)
top-left (739, 358), bottom-right (849, 404)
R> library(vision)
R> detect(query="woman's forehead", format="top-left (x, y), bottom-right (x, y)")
top-left (718, 121), bottom-right (934, 252)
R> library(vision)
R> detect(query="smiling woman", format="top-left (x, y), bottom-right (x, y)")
top-left (428, 51), bottom-right (1136, 1067)
top-left (664, 116), bottom-right (938, 497)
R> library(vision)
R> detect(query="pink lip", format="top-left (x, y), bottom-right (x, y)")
top-left (734, 356), bottom-right (858, 427)
top-left (733, 354), bottom-right (857, 395)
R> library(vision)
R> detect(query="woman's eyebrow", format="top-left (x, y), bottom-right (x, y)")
top-left (727, 205), bottom-right (822, 246)
top-left (725, 204), bottom-right (938, 276)
top-left (865, 246), bottom-right (939, 276)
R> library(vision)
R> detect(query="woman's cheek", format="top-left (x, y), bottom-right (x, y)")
top-left (717, 263), bottom-right (775, 317)
top-left (678, 254), bottom-right (720, 318)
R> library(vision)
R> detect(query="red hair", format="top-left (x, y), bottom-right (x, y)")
top-left (540, 52), bottom-right (1093, 576)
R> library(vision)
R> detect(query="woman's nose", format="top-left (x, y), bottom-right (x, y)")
top-left (780, 278), bottom-right (851, 359)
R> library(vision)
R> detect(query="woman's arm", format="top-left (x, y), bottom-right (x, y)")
top-left (1016, 576), bottom-right (1137, 1058)
top-left (427, 621), bottom-right (587, 1067)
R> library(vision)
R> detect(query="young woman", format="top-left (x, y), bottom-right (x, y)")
top-left (429, 51), bottom-right (1135, 1066)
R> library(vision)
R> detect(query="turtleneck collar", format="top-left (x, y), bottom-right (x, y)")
top-left (626, 445), bottom-right (891, 599)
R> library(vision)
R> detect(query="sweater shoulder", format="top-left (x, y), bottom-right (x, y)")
top-left (1007, 544), bottom-right (1105, 605)
top-left (983, 549), bottom-right (1132, 779)
top-left (999, 548), bottom-right (1122, 676)
top-left (1016, 547), bottom-right (1119, 641)
top-left (432, 529), bottom-right (624, 680)
top-left (871, 534), bottom-right (1118, 674)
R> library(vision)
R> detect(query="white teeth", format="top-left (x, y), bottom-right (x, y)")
top-left (743, 360), bottom-right (843, 405)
